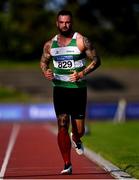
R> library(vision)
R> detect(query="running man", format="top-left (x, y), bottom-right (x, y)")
top-left (40, 10), bottom-right (101, 175)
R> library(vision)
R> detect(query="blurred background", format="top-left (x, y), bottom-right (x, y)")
top-left (1, 0), bottom-right (139, 59)
top-left (0, 0), bottom-right (139, 121)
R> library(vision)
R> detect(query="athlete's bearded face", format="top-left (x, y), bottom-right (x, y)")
top-left (56, 15), bottom-right (72, 36)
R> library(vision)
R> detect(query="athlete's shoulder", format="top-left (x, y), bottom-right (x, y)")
top-left (44, 37), bottom-right (54, 46)
top-left (43, 35), bottom-right (57, 51)
top-left (77, 32), bottom-right (95, 51)
top-left (76, 32), bottom-right (85, 51)
top-left (76, 32), bottom-right (90, 44)
top-left (76, 32), bottom-right (83, 39)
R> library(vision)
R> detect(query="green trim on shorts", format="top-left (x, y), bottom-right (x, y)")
top-left (52, 79), bottom-right (87, 88)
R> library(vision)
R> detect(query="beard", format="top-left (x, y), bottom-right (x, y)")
top-left (58, 27), bottom-right (72, 37)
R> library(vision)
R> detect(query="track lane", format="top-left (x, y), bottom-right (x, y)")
top-left (2, 123), bottom-right (114, 179)
top-left (4, 123), bottom-right (63, 179)
top-left (0, 123), bottom-right (13, 178)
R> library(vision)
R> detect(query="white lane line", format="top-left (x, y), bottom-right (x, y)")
top-left (84, 147), bottom-right (135, 179)
top-left (0, 124), bottom-right (20, 179)
top-left (44, 123), bottom-right (135, 179)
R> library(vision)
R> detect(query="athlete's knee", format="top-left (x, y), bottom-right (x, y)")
top-left (77, 127), bottom-right (85, 138)
top-left (72, 127), bottom-right (85, 138)
top-left (58, 114), bottom-right (69, 129)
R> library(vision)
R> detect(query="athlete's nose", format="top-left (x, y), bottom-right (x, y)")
top-left (63, 23), bottom-right (67, 26)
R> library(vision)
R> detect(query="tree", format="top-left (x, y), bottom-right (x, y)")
top-left (63, 0), bottom-right (139, 55)
top-left (76, 0), bottom-right (139, 55)
top-left (0, 0), bottom-right (139, 60)
top-left (0, 0), bottom-right (56, 60)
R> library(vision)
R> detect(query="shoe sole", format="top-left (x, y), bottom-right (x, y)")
top-left (61, 166), bottom-right (72, 175)
top-left (61, 171), bottom-right (72, 175)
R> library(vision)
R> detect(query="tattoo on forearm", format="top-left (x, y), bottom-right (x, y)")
top-left (82, 57), bottom-right (98, 75)
top-left (40, 43), bottom-right (51, 72)
top-left (83, 36), bottom-right (101, 75)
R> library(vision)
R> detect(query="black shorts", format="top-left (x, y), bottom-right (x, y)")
top-left (53, 87), bottom-right (87, 119)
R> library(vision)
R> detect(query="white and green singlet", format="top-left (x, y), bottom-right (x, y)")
top-left (50, 32), bottom-right (87, 88)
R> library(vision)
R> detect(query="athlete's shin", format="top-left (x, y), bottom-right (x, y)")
top-left (57, 114), bottom-right (71, 165)
top-left (71, 119), bottom-right (85, 143)
top-left (58, 127), bottom-right (71, 165)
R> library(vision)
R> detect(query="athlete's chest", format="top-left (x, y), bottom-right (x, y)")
top-left (51, 46), bottom-right (80, 56)
top-left (57, 37), bottom-right (72, 47)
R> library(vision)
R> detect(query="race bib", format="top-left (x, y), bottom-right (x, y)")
top-left (54, 60), bottom-right (74, 69)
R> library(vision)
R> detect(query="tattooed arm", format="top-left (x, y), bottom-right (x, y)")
top-left (40, 40), bottom-right (54, 80)
top-left (70, 35), bottom-right (101, 82)
top-left (82, 36), bottom-right (101, 76)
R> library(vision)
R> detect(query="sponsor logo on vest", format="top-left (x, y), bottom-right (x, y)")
top-left (66, 50), bottom-right (75, 53)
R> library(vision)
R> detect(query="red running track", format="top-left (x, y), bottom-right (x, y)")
top-left (0, 123), bottom-right (114, 179)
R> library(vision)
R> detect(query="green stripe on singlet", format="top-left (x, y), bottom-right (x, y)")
top-left (54, 66), bottom-right (86, 75)
top-left (51, 41), bottom-right (58, 48)
top-left (52, 79), bottom-right (87, 88)
top-left (52, 38), bottom-right (77, 48)
top-left (69, 39), bottom-right (76, 46)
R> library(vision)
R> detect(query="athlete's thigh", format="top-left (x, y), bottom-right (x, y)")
top-left (70, 87), bottom-right (87, 119)
top-left (53, 87), bottom-right (70, 116)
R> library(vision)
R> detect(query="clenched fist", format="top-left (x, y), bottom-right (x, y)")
top-left (70, 71), bottom-right (84, 82)
top-left (44, 69), bottom-right (54, 80)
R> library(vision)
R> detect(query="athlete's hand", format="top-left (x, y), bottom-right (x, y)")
top-left (44, 69), bottom-right (54, 80)
top-left (70, 71), bottom-right (84, 82)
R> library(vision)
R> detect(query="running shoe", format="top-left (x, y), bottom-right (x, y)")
top-left (70, 132), bottom-right (84, 155)
top-left (60, 164), bottom-right (72, 175)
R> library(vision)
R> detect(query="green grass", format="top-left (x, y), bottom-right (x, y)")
top-left (0, 59), bottom-right (39, 69)
top-left (0, 59), bottom-right (43, 102)
top-left (102, 55), bottom-right (139, 68)
top-left (83, 121), bottom-right (139, 179)
top-left (0, 86), bottom-right (34, 102)
top-left (0, 55), bottom-right (139, 69)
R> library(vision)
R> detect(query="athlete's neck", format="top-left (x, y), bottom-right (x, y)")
top-left (58, 32), bottom-right (74, 47)
top-left (59, 31), bottom-right (74, 38)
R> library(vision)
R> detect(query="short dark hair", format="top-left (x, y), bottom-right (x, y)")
top-left (57, 10), bottom-right (72, 19)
